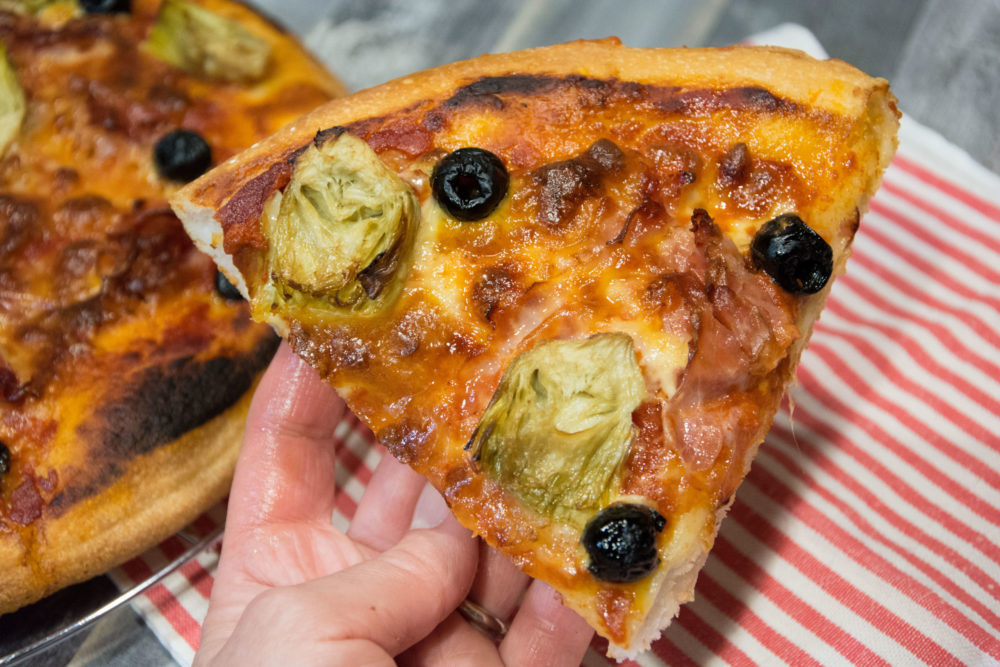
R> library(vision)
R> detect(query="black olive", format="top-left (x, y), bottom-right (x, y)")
top-left (582, 503), bottom-right (666, 583)
top-left (215, 270), bottom-right (244, 301)
top-left (431, 148), bottom-right (509, 221)
top-left (80, 0), bottom-right (131, 13)
top-left (750, 214), bottom-right (833, 294)
top-left (0, 441), bottom-right (10, 477)
top-left (154, 130), bottom-right (212, 183)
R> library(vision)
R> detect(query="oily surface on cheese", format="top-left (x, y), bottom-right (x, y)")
top-left (0, 0), bottom-right (342, 614)
top-left (188, 43), bottom-right (898, 650)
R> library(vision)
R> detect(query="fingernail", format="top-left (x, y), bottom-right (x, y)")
top-left (410, 483), bottom-right (451, 529)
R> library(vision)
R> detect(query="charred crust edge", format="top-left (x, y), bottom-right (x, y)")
top-left (54, 333), bottom-right (280, 512)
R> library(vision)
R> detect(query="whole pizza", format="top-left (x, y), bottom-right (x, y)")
top-left (173, 40), bottom-right (899, 655)
top-left (0, 0), bottom-right (343, 613)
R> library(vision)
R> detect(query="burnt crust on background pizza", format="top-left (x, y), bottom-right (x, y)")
top-left (53, 333), bottom-right (278, 513)
top-left (90, 335), bottom-right (278, 461)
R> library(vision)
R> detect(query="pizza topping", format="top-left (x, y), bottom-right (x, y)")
top-left (532, 138), bottom-right (624, 227)
top-left (750, 213), bottom-right (833, 294)
top-left (470, 333), bottom-right (647, 520)
top-left (718, 142), bottom-right (750, 185)
top-left (215, 269), bottom-right (243, 301)
top-left (0, 440), bottom-right (10, 477)
top-left (471, 265), bottom-right (520, 322)
top-left (582, 502), bottom-right (666, 583)
top-left (661, 210), bottom-right (800, 469)
top-left (145, 0), bottom-right (271, 83)
top-left (9, 472), bottom-right (43, 524)
top-left (80, 0), bottom-right (130, 13)
top-left (0, 42), bottom-right (25, 157)
top-left (261, 131), bottom-right (418, 314)
top-left (154, 129), bottom-right (212, 182)
top-left (431, 147), bottom-right (509, 221)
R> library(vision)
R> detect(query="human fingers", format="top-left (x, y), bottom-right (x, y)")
top-left (197, 343), bottom-right (349, 664)
top-left (394, 542), bottom-right (523, 666)
top-left (396, 612), bottom-right (501, 667)
top-left (499, 580), bottom-right (594, 667)
top-left (467, 542), bottom-right (531, 623)
top-left (215, 507), bottom-right (479, 662)
top-left (225, 341), bottom-right (347, 538)
top-left (347, 453), bottom-right (428, 551)
top-left (396, 545), bottom-right (545, 667)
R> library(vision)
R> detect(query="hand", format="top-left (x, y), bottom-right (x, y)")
top-left (195, 342), bottom-right (594, 666)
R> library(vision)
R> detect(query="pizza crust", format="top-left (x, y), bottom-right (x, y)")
top-left (182, 40), bottom-right (893, 211)
top-left (0, 380), bottom-right (257, 614)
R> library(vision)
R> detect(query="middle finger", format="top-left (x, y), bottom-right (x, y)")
top-left (348, 452), bottom-right (428, 551)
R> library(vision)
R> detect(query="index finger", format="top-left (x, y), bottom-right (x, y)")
top-left (226, 341), bottom-right (347, 537)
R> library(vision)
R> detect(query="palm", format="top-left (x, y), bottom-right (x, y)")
top-left (195, 344), bottom-right (593, 666)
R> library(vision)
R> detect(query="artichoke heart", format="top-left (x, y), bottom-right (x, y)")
top-left (145, 0), bottom-right (270, 83)
top-left (0, 0), bottom-right (63, 13)
top-left (472, 333), bottom-right (648, 520)
top-left (261, 131), bottom-right (418, 315)
top-left (0, 43), bottom-right (25, 158)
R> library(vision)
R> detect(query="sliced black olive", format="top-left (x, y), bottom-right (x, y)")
top-left (80, 0), bottom-right (131, 14)
top-left (750, 214), bottom-right (833, 294)
top-left (215, 270), bottom-right (243, 301)
top-left (582, 503), bottom-right (666, 583)
top-left (431, 148), bottom-right (509, 221)
top-left (154, 129), bottom-right (212, 183)
top-left (0, 441), bottom-right (10, 477)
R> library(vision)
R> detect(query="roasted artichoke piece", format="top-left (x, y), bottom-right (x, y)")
top-left (0, 0), bottom-right (62, 13)
top-left (145, 0), bottom-right (270, 83)
top-left (259, 131), bottom-right (418, 318)
top-left (471, 333), bottom-right (647, 520)
top-left (0, 43), bottom-right (25, 157)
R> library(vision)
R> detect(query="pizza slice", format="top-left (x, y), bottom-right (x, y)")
top-left (171, 40), bottom-right (898, 657)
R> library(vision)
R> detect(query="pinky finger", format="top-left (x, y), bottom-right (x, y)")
top-left (499, 581), bottom-right (593, 667)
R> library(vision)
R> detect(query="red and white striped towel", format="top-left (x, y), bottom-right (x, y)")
top-left (109, 26), bottom-right (1000, 666)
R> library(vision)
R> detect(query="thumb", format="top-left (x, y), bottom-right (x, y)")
top-left (215, 496), bottom-right (478, 662)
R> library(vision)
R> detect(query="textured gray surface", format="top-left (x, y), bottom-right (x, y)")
top-left (703, 0), bottom-right (926, 80)
top-left (31, 1), bottom-right (998, 665)
top-left (706, 0), bottom-right (1000, 172)
top-left (298, 0), bottom-right (999, 171)
top-left (894, 0), bottom-right (1000, 173)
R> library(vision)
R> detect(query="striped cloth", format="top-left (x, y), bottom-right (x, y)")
top-left (109, 29), bottom-right (1000, 667)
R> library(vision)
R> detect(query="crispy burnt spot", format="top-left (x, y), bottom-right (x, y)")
top-left (51, 333), bottom-right (279, 511)
top-left (257, 131), bottom-right (418, 321)
top-left (532, 138), bottom-right (625, 227)
top-left (471, 265), bottom-right (520, 323)
top-left (645, 142), bottom-right (701, 201)
top-left (713, 141), bottom-right (801, 215)
top-left (0, 194), bottom-right (39, 262)
top-left (718, 142), bottom-right (750, 185)
top-left (0, 440), bottom-right (10, 478)
top-left (467, 333), bottom-right (647, 523)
